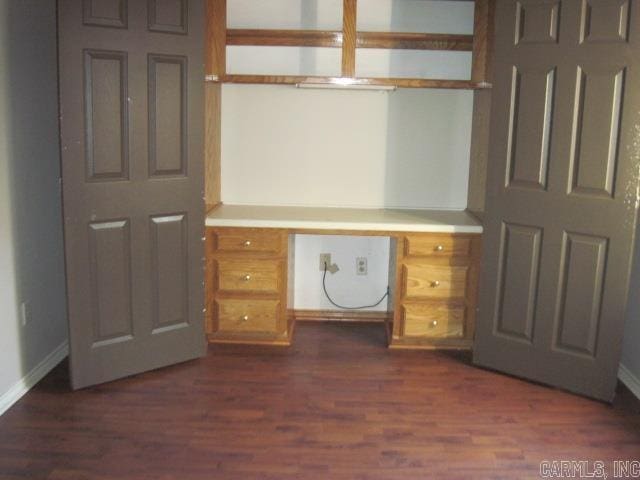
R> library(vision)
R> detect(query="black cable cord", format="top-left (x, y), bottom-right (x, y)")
top-left (322, 262), bottom-right (389, 310)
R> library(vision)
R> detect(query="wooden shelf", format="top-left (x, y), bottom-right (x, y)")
top-left (227, 29), bottom-right (342, 48)
top-left (206, 0), bottom-right (494, 90)
top-left (227, 29), bottom-right (474, 52)
top-left (357, 32), bottom-right (473, 51)
top-left (220, 74), bottom-right (490, 90)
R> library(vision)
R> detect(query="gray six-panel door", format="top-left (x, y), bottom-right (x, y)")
top-left (58, 0), bottom-right (206, 389)
top-left (474, 0), bottom-right (640, 401)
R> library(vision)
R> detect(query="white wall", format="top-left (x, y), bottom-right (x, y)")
top-left (294, 235), bottom-right (390, 311)
top-left (620, 220), bottom-right (640, 399)
top-left (223, 0), bottom-right (473, 311)
top-left (221, 86), bottom-right (473, 209)
top-left (0, 0), bottom-right (68, 414)
top-left (356, 0), bottom-right (474, 80)
top-left (228, 0), bottom-right (343, 30)
top-left (223, 0), bottom-right (474, 209)
top-left (358, 0), bottom-right (474, 33)
top-left (227, 0), bottom-right (343, 77)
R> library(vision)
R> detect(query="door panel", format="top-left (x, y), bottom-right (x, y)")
top-left (150, 214), bottom-right (189, 332)
top-left (570, 67), bottom-right (624, 197)
top-left (148, 54), bottom-right (188, 176)
top-left (475, 0), bottom-right (640, 401)
top-left (83, 0), bottom-right (128, 28)
top-left (515, 0), bottom-right (560, 45)
top-left (88, 219), bottom-right (133, 345)
top-left (506, 67), bottom-right (555, 190)
top-left (553, 232), bottom-right (607, 357)
top-left (148, 0), bottom-right (189, 34)
top-left (494, 223), bottom-right (542, 343)
top-left (59, 0), bottom-right (206, 389)
top-left (84, 50), bottom-right (129, 181)
top-left (581, 0), bottom-right (630, 43)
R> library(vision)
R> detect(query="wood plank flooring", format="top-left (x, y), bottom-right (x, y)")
top-left (1, 322), bottom-right (639, 480)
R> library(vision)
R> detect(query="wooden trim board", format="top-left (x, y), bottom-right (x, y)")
top-left (290, 309), bottom-right (392, 323)
top-left (357, 32), bottom-right (473, 51)
top-left (227, 29), bottom-right (342, 48)
top-left (221, 74), bottom-right (490, 90)
top-left (471, 0), bottom-right (495, 85)
top-left (341, 0), bottom-right (357, 78)
top-left (204, 83), bottom-right (221, 210)
top-left (205, 0), bottom-right (226, 78)
top-left (226, 29), bottom-right (473, 52)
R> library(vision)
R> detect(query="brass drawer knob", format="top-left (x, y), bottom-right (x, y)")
top-left (431, 320), bottom-right (438, 327)
top-left (241, 315), bottom-right (249, 321)
top-left (435, 245), bottom-right (444, 252)
top-left (243, 274), bottom-right (251, 281)
top-left (431, 280), bottom-right (440, 288)
top-left (244, 240), bottom-right (252, 247)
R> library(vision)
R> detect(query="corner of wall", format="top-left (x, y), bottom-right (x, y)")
top-left (619, 363), bottom-right (640, 401)
top-left (0, 341), bottom-right (68, 416)
top-left (0, 0), bottom-right (69, 415)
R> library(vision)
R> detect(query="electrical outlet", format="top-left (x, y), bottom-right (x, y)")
top-left (356, 257), bottom-right (368, 275)
top-left (319, 253), bottom-right (332, 271)
top-left (20, 302), bottom-right (29, 327)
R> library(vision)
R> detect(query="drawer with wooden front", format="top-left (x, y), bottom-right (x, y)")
top-left (402, 303), bottom-right (466, 338)
top-left (390, 232), bottom-right (481, 350)
top-left (206, 226), bottom-right (292, 345)
top-left (215, 258), bottom-right (282, 295)
top-left (405, 234), bottom-right (471, 258)
top-left (211, 227), bottom-right (285, 255)
top-left (403, 264), bottom-right (468, 300)
top-left (215, 298), bottom-right (283, 336)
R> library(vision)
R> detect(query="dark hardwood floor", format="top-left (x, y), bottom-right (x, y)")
top-left (1, 322), bottom-right (639, 480)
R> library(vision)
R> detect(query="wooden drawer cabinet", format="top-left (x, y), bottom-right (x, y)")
top-left (206, 226), bottom-right (479, 349)
top-left (213, 228), bottom-right (283, 255)
top-left (390, 232), bottom-right (481, 350)
top-left (402, 303), bottom-right (465, 338)
top-left (405, 234), bottom-right (471, 257)
top-left (206, 226), bottom-right (293, 346)
top-left (404, 264), bottom-right (468, 300)
top-left (216, 259), bottom-right (281, 294)
top-left (216, 298), bottom-right (282, 335)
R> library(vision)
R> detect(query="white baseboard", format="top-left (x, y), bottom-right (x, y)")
top-left (619, 363), bottom-right (640, 401)
top-left (0, 340), bottom-right (69, 416)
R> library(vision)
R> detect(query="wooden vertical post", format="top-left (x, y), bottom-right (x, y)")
top-left (341, 0), bottom-right (357, 78)
top-left (206, 0), bottom-right (227, 79)
top-left (204, 0), bottom-right (224, 209)
top-left (204, 84), bottom-right (221, 210)
top-left (471, 0), bottom-right (495, 85)
top-left (468, 0), bottom-right (495, 214)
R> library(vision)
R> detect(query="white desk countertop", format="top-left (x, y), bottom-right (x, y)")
top-left (205, 205), bottom-right (483, 234)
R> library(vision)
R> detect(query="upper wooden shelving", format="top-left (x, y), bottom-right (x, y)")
top-left (226, 29), bottom-right (475, 51)
top-left (206, 0), bottom-right (494, 90)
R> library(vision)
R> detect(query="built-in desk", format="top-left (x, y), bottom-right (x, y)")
top-left (205, 204), bottom-right (483, 234)
top-left (205, 205), bottom-right (483, 349)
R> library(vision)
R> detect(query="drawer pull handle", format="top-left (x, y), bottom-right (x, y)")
top-left (241, 315), bottom-right (249, 322)
top-left (243, 274), bottom-right (251, 281)
top-left (431, 320), bottom-right (438, 327)
top-left (431, 280), bottom-right (440, 288)
top-left (435, 245), bottom-right (444, 252)
top-left (244, 240), bottom-right (252, 247)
